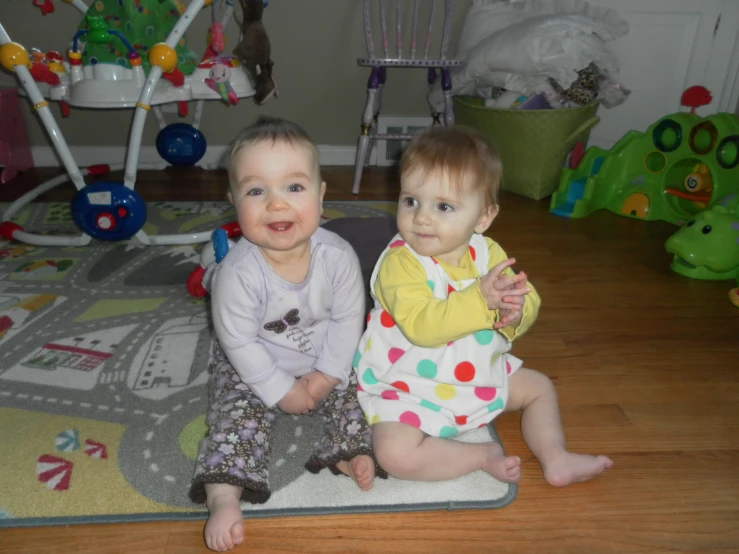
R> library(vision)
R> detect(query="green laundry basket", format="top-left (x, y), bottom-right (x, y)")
top-left (453, 96), bottom-right (600, 200)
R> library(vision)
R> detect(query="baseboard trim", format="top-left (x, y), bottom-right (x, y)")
top-left (30, 144), bottom-right (368, 169)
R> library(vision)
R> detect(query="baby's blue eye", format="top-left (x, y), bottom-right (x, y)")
top-left (403, 197), bottom-right (417, 207)
top-left (438, 203), bottom-right (454, 212)
top-left (246, 188), bottom-right (263, 196)
top-left (288, 184), bottom-right (304, 192)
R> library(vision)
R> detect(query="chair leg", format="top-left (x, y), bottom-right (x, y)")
top-left (427, 68), bottom-right (441, 125)
top-left (353, 68), bottom-right (382, 195)
top-left (353, 134), bottom-right (372, 194)
top-left (441, 68), bottom-right (454, 125)
top-left (367, 67), bottom-right (386, 166)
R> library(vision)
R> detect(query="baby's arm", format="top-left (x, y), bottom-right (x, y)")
top-left (375, 249), bottom-right (497, 348)
top-left (211, 265), bottom-right (296, 408)
top-left (310, 246), bottom-right (366, 390)
top-left (484, 238), bottom-right (541, 341)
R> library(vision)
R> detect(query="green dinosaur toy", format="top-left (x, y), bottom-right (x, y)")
top-left (665, 201), bottom-right (739, 306)
top-left (665, 202), bottom-right (739, 281)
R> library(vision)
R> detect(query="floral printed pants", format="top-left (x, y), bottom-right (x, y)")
top-left (189, 343), bottom-right (385, 505)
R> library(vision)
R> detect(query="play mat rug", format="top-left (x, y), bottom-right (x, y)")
top-left (0, 201), bottom-right (516, 528)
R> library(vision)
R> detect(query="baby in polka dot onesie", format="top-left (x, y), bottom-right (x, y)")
top-left (354, 125), bottom-right (613, 487)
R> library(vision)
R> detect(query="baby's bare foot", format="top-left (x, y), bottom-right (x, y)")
top-left (542, 451), bottom-right (613, 487)
top-left (481, 442), bottom-right (521, 483)
top-left (204, 485), bottom-right (245, 552)
top-left (336, 454), bottom-right (376, 491)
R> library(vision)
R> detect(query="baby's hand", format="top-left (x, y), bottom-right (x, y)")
top-left (277, 379), bottom-right (316, 415)
top-left (300, 371), bottom-right (340, 404)
top-left (495, 270), bottom-right (528, 329)
top-left (479, 258), bottom-right (530, 312)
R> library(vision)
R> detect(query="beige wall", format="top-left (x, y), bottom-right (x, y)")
top-left (0, 0), bottom-right (470, 148)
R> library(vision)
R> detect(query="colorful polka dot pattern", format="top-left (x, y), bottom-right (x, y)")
top-left (359, 347), bottom-right (512, 434)
top-left (380, 310), bottom-right (395, 328)
top-left (416, 359), bottom-right (437, 379)
top-left (435, 383), bottom-right (456, 400)
top-left (474, 387), bottom-right (497, 401)
top-left (439, 426), bottom-right (458, 438)
top-left (362, 368), bottom-right (378, 385)
top-left (356, 233), bottom-right (517, 437)
top-left (487, 398), bottom-right (504, 413)
top-left (399, 411), bottom-right (421, 427)
top-left (454, 361), bottom-right (475, 382)
top-left (420, 399), bottom-right (441, 412)
top-left (388, 348), bottom-right (405, 363)
top-left (474, 329), bottom-right (493, 345)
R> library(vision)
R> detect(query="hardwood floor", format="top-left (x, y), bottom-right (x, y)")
top-left (1, 166), bottom-right (738, 553)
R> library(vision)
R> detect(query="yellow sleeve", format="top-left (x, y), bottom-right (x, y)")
top-left (374, 248), bottom-right (495, 348)
top-left (486, 237), bottom-right (541, 341)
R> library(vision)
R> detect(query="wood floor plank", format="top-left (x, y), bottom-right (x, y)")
top-left (1, 167), bottom-right (738, 553)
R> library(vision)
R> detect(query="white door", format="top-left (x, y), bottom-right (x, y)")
top-left (588, 0), bottom-right (739, 150)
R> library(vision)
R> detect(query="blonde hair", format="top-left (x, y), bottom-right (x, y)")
top-left (226, 116), bottom-right (321, 188)
top-left (400, 125), bottom-right (502, 208)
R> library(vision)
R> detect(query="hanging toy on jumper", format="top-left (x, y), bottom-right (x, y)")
top-left (205, 62), bottom-right (239, 105)
top-left (203, 21), bottom-right (226, 60)
top-left (232, 0), bottom-right (277, 105)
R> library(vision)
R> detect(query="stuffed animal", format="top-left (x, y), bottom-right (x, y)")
top-left (232, 0), bottom-right (277, 105)
top-left (204, 62), bottom-right (239, 105)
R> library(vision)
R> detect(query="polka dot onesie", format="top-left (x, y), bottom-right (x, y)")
top-left (354, 234), bottom-right (525, 438)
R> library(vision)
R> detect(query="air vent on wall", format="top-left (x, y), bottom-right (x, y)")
top-left (375, 116), bottom-right (432, 166)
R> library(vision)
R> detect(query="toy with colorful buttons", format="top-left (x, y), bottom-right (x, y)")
top-left (0, 0), bottom-right (266, 247)
top-left (550, 91), bottom-right (739, 225)
top-left (548, 87), bottom-right (739, 305)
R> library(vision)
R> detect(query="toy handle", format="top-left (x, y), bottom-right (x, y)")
top-left (563, 116), bottom-right (600, 148)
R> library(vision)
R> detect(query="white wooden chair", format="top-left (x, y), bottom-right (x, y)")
top-left (352, 0), bottom-right (463, 194)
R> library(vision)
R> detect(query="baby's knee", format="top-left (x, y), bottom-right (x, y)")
top-left (372, 428), bottom-right (423, 476)
top-left (527, 369), bottom-right (557, 397)
top-left (375, 445), bottom-right (424, 477)
top-left (508, 368), bottom-right (557, 409)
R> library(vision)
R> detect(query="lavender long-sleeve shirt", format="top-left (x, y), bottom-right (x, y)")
top-left (210, 227), bottom-right (365, 407)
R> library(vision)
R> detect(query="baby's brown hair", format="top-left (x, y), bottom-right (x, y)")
top-left (226, 116), bottom-right (320, 190)
top-left (400, 125), bottom-right (502, 208)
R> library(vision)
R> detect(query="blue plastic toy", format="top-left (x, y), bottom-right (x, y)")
top-left (155, 123), bottom-right (208, 166)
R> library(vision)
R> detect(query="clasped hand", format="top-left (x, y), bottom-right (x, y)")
top-left (277, 371), bottom-right (340, 415)
top-left (479, 257), bottom-right (531, 329)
